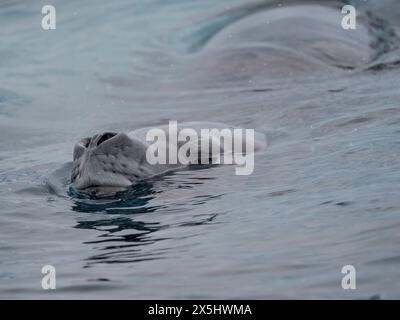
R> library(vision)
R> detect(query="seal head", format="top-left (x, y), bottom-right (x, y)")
top-left (71, 132), bottom-right (153, 195)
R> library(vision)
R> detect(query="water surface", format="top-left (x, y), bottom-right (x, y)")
top-left (1, 0), bottom-right (400, 299)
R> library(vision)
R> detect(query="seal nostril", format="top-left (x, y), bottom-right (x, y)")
top-left (96, 132), bottom-right (117, 146)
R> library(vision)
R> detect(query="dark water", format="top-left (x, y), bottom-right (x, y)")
top-left (1, 0), bottom-right (400, 299)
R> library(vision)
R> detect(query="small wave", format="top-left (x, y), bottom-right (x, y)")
top-left (359, 9), bottom-right (400, 71)
top-left (364, 49), bottom-right (400, 71)
top-left (172, 1), bottom-right (271, 53)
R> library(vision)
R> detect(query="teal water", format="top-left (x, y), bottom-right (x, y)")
top-left (1, 0), bottom-right (400, 298)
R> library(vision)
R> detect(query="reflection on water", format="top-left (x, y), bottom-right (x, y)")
top-left (75, 211), bottom-right (218, 265)
top-left (76, 217), bottom-right (168, 265)
top-left (67, 167), bottom-right (221, 266)
top-left (70, 181), bottom-right (160, 214)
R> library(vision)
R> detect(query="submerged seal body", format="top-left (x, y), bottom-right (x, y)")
top-left (186, 3), bottom-right (375, 86)
top-left (71, 122), bottom-right (266, 195)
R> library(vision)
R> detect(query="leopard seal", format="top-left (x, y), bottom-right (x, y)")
top-left (71, 122), bottom-right (266, 196)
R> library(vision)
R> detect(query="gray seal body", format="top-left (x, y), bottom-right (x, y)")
top-left (71, 122), bottom-right (266, 195)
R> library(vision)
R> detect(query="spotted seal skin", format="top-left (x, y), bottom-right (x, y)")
top-left (71, 132), bottom-right (158, 195)
top-left (71, 122), bottom-right (266, 196)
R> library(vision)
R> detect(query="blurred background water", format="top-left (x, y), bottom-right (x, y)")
top-left (1, 0), bottom-right (400, 299)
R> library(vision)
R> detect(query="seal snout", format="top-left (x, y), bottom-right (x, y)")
top-left (72, 131), bottom-right (141, 193)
